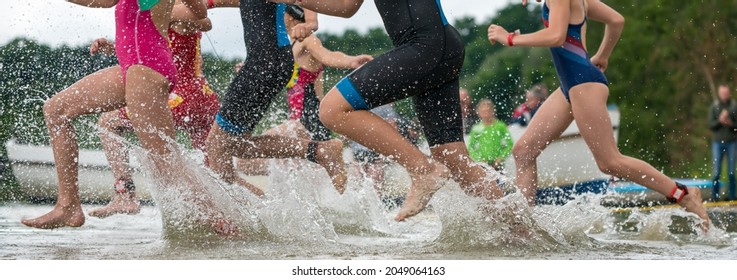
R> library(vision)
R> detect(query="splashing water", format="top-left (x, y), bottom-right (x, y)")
top-left (35, 131), bottom-right (733, 258)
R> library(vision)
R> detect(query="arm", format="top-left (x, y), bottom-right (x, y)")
top-left (587, 0), bottom-right (624, 71)
top-left (304, 8), bottom-right (319, 33)
top-left (89, 38), bottom-right (115, 56)
top-left (314, 72), bottom-right (325, 100)
top-left (209, 0), bottom-right (240, 8)
top-left (467, 130), bottom-right (479, 160)
top-left (304, 36), bottom-right (373, 69)
top-left (172, 0), bottom-right (208, 21)
top-left (195, 18), bottom-right (213, 32)
top-left (488, 0), bottom-right (570, 47)
top-left (290, 9), bottom-right (320, 42)
top-left (728, 103), bottom-right (737, 128)
top-left (65, 0), bottom-right (118, 8)
top-left (501, 127), bottom-right (514, 159)
top-left (269, 0), bottom-right (363, 18)
top-left (709, 104), bottom-right (721, 130)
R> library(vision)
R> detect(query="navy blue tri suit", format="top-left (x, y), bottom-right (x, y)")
top-left (541, 0), bottom-right (608, 102)
top-left (335, 0), bottom-right (465, 147)
top-left (216, 0), bottom-right (294, 135)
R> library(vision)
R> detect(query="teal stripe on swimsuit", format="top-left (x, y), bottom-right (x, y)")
top-left (138, 0), bottom-right (160, 11)
top-left (337, 77), bottom-right (369, 110)
top-left (435, 0), bottom-right (449, 25)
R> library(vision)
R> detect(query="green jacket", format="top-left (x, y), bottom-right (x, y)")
top-left (467, 121), bottom-right (514, 164)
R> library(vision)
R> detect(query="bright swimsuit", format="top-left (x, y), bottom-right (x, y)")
top-left (542, 0), bottom-right (608, 101)
top-left (120, 29), bottom-right (219, 150)
top-left (115, 0), bottom-right (177, 87)
top-left (286, 64), bottom-right (323, 120)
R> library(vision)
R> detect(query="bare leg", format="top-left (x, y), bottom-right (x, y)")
top-left (88, 111), bottom-right (141, 218)
top-left (234, 157), bottom-right (271, 176)
top-left (430, 142), bottom-right (504, 201)
top-left (125, 65), bottom-right (238, 236)
top-left (207, 124), bottom-right (347, 194)
top-left (22, 66), bottom-right (126, 229)
top-left (234, 120), bottom-right (312, 177)
top-left (319, 88), bottom-right (449, 221)
top-left (265, 119), bottom-right (312, 139)
top-left (569, 83), bottom-right (710, 229)
top-left (512, 89), bottom-right (574, 205)
top-left (364, 161), bottom-right (386, 196)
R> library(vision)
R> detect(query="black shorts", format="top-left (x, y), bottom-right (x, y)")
top-left (335, 24), bottom-right (465, 147)
top-left (216, 1), bottom-right (294, 135)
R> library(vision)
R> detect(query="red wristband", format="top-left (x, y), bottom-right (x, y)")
top-left (507, 33), bottom-right (515, 47)
top-left (207, 0), bottom-right (215, 9)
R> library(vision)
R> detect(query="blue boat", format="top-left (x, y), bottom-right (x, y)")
top-left (535, 177), bottom-right (716, 207)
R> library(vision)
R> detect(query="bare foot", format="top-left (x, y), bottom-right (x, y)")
top-left (21, 205), bottom-right (85, 229)
top-left (395, 162), bottom-right (450, 221)
top-left (210, 217), bottom-right (241, 237)
top-left (180, 177), bottom-right (242, 237)
top-left (205, 125), bottom-right (238, 184)
top-left (236, 177), bottom-right (265, 197)
top-left (315, 140), bottom-right (348, 194)
top-left (465, 166), bottom-right (505, 201)
top-left (678, 187), bottom-right (711, 231)
top-left (89, 192), bottom-right (141, 218)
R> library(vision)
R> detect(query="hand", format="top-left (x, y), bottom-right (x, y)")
top-left (488, 24), bottom-right (511, 46)
top-left (720, 110), bottom-right (732, 125)
top-left (590, 53), bottom-right (609, 72)
top-left (349, 55), bottom-right (373, 68)
top-left (290, 22), bottom-right (317, 42)
top-left (89, 38), bottom-right (114, 56)
top-left (721, 115), bottom-right (734, 126)
top-left (522, 0), bottom-right (542, 6)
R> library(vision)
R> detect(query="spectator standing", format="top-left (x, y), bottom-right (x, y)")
top-left (468, 99), bottom-right (513, 170)
top-left (709, 84), bottom-right (737, 201)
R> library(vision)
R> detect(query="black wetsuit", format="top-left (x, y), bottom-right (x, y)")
top-left (335, 0), bottom-right (465, 146)
top-left (216, 0), bottom-right (294, 135)
top-left (301, 84), bottom-right (332, 141)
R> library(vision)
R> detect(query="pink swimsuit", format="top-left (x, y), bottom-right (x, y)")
top-left (115, 0), bottom-right (177, 88)
top-left (286, 64), bottom-right (323, 120)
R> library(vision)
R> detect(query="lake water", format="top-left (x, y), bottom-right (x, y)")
top-left (2, 159), bottom-right (735, 260)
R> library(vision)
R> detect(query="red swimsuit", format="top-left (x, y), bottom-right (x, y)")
top-left (120, 29), bottom-right (220, 150)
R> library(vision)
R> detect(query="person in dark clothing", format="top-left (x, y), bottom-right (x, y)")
top-left (205, 0), bottom-right (349, 195)
top-left (269, 0), bottom-right (505, 222)
top-left (709, 84), bottom-right (737, 201)
top-left (509, 84), bottom-right (549, 126)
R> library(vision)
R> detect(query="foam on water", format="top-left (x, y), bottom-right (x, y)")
top-left (131, 144), bottom-right (261, 241)
top-left (131, 143), bottom-right (403, 246)
top-left (432, 185), bottom-right (565, 254)
top-left (125, 139), bottom-right (734, 255)
top-left (432, 181), bottom-right (735, 255)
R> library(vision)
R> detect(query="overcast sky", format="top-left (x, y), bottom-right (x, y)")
top-left (1, 0), bottom-right (514, 59)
